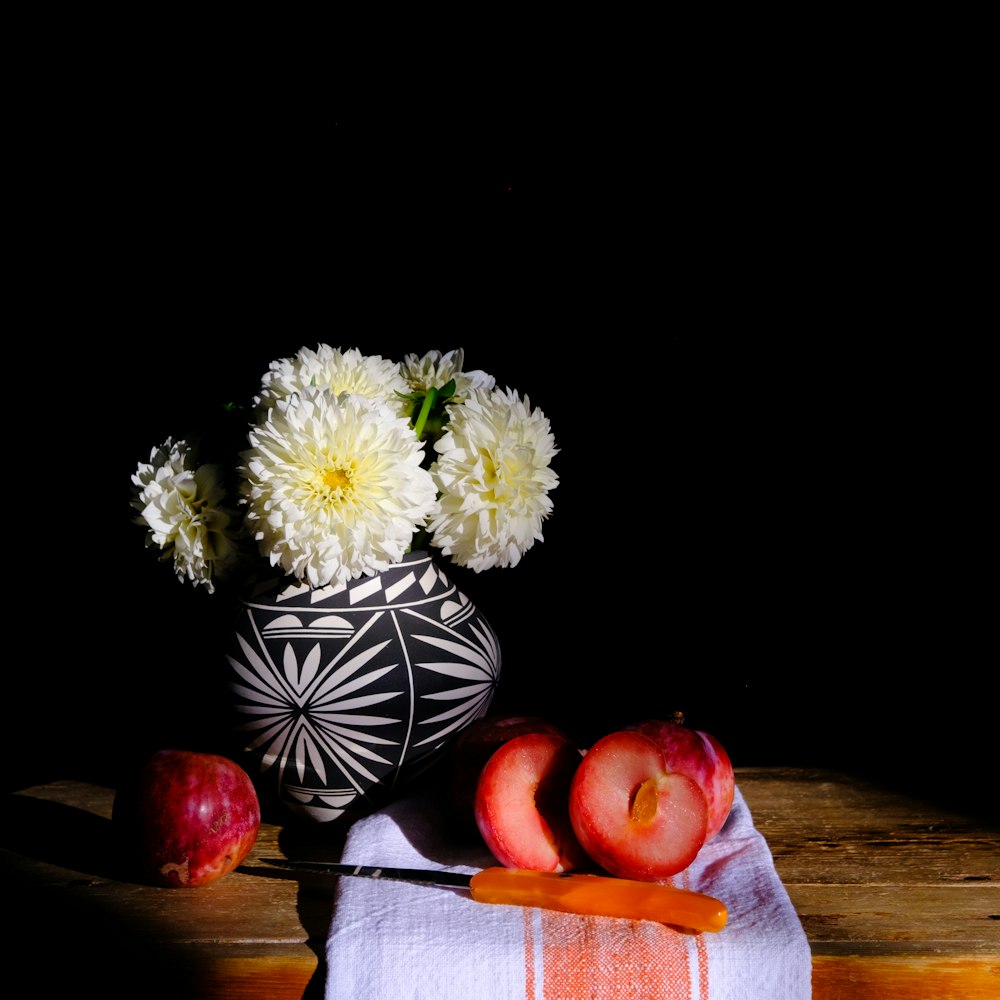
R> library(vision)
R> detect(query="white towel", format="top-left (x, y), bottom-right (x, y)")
top-left (325, 786), bottom-right (811, 1000)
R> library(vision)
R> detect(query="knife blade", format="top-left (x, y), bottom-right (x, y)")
top-left (262, 859), bottom-right (727, 932)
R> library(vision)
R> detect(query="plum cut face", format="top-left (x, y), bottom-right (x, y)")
top-left (474, 732), bottom-right (588, 873)
top-left (630, 720), bottom-right (735, 841)
top-left (568, 730), bottom-right (708, 881)
top-left (447, 715), bottom-right (570, 832)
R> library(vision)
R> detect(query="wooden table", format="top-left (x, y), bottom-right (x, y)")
top-left (2, 768), bottom-right (996, 999)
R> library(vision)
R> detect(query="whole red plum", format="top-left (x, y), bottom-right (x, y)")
top-left (113, 749), bottom-right (261, 887)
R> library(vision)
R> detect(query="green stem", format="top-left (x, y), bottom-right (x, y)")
top-left (412, 386), bottom-right (438, 442)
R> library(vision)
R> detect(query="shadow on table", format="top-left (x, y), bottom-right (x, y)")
top-left (269, 819), bottom-right (360, 1000)
top-left (0, 792), bottom-right (204, 998)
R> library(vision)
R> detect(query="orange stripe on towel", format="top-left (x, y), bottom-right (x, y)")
top-left (695, 932), bottom-right (710, 1000)
top-left (524, 908), bottom-right (536, 1000)
top-left (526, 909), bottom-right (694, 1000)
top-left (678, 869), bottom-right (711, 1000)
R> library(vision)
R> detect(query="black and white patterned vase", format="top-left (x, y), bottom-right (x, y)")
top-left (225, 551), bottom-right (501, 822)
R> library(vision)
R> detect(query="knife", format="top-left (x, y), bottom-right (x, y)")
top-left (262, 859), bottom-right (728, 932)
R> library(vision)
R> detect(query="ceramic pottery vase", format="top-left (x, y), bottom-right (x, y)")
top-left (225, 551), bottom-right (500, 822)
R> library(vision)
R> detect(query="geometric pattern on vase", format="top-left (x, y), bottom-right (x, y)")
top-left (225, 551), bottom-right (501, 822)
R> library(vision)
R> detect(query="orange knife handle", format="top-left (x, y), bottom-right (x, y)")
top-left (468, 868), bottom-right (728, 932)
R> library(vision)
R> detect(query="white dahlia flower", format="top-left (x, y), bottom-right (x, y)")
top-left (131, 438), bottom-right (242, 593)
top-left (427, 387), bottom-right (559, 572)
top-left (400, 348), bottom-right (496, 400)
top-left (254, 345), bottom-right (410, 417)
top-left (239, 386), bottom-right (439, 587)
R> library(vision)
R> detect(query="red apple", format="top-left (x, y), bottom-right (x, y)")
top-left (474, 731), bottom-right (589, 872)
top-left (113, 749), bottom-right (261, 887)
top-left (446, 715), bottom-right (570, 833)
top-left (629, 719), bottom-right (735, 841)
top-left (568, 729), bottom-right (708, 880)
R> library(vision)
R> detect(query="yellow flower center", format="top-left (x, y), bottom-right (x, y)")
top-left (322, 466), bottom-right (353, 494)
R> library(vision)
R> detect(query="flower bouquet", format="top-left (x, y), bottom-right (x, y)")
top-left (132, 345), bottom-right (558, 592)
top-left (130, 345), bottom-right (559, 821)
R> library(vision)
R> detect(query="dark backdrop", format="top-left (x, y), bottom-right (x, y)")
top-left (15, 113), bottom-right (990, 819)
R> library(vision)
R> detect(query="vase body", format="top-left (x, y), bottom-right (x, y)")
top-left (225, 551), bottom-right (500, 822)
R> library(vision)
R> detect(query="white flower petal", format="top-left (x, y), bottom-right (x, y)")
top-left (427, 387), bottom-right (558, 572)
top-left (239, 387), bottom-right (439, 587)
top-left (400, 348), bottom-right (496, 401)
top-left (130, 438), bottom-right (243, 592)
top-left (254, 345), bottom-right (410, 418)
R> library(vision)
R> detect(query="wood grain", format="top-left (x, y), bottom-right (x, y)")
top-left (738, 767), bottom-right (1000, 999)
top-left (2, 770), bottom-right (997, 999)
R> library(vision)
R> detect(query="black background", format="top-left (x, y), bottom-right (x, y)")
top-left (13, 106), bottom-right (992, 820)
